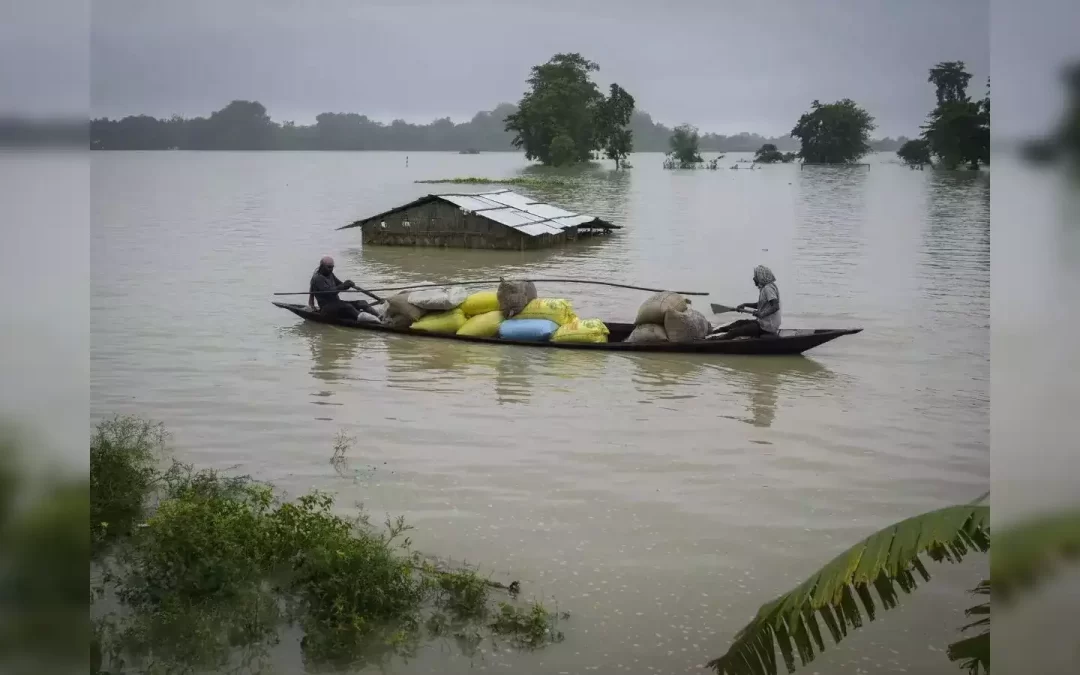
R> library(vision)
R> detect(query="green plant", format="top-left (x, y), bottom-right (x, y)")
top-left (707, 504), bottom-right (989, 674)
top-left (90, 415), bottom-right (166, 555)
top-left (710, 501), bottom-right (1080, 675)
top-left (489, 601), bottom-right (566, 649)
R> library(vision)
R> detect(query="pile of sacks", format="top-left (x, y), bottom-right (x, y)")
top-left (626, 291), bottom-right (711, 343)
top-left (384, 279), bottom-right (610, 344)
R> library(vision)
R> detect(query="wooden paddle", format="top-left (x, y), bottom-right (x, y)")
top-left (710, 302), bottom-right (753, 315)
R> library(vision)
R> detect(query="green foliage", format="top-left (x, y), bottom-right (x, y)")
top-left (929, 61), bottom-right (974, 106)
top-left (90, 415), bottom-right (166, 556)
top-left (86, 417), bottom-right (567, 673)
top-left (707, 505), bottom-right (989, 675)
top-left (791, 99), bottom-right (876, 164)
top-left (897, 138), bottom-right (932, 167)
top-left (504, 53), bottom-right (635, 166)
top-left (920, 62), bottom-right (989, 169)
top-left (549, 133), bottom-right (579, 167)
top-left (489, 602), bottom-right (566, 649)
top-left (596, 83), bottom-right (636, 169)
top-left (754, 143), bottom-right (785, 163)
top-left (668, 124), bottom-right (704, 167)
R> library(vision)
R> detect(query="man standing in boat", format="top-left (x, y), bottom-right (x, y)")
top-left (709, 265), bottom-right (781, 339)
top-left (307, 255), bottom-right (379, 321)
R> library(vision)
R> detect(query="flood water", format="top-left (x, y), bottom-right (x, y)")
top-left (90, 151), bottom-right (990, 673)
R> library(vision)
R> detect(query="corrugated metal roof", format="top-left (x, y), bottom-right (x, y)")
top-left (340, 188), bottom-right (619, 236)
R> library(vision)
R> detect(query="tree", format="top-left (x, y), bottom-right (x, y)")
top-left (920, 62), bottom-right (989, 170)
top-left (928, 61), bottom-right (973, 106)
top-left (503, 53), bottom-right (634, 166)
top-left (596, 83), bottom-right (635, 169)
top-left (790, 99), bottom-right (875, 164)
top-left (896, 138), bottom-right (931, 167)
top-left (668, 124), bottom-right (703, 167)
top-left (754, 143), bottom-right (785, 163)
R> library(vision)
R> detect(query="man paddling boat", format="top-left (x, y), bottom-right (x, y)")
top-left (709, 265), bottom-right (781, 339)
top-left (307, 256), bottom-right (380, 321)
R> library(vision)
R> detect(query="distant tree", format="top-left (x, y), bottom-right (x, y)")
top-left (928, 61), bottom-right (973, 106)
top-left (781, 152), bottom-right (797, 163)
top-left (896, 138), bottom-right (931, 167)
top-left (790, 99), bottom-right (875, 164)
top-left (596, 83), bottom-right (635, 169)
top-left (668, 124), bottom-right (703, 167)
top-left (503, 53), bottom-right (634, 166)
top-left (753, 143), bottom-right (785, 163)
top-left (920, 61), bottom-right (989, 169)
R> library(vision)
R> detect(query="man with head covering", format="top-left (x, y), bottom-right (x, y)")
top-left (709, 265), bottom-right (781, 340)
top-left (308, 255), bottom-right (379, 321)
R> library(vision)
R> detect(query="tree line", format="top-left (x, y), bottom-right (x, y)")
top-left (88, 102), bottom-right (808, 154)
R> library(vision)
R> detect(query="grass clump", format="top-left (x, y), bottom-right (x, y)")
top-left (415, 175), bottom-right (570, 187)
top-left (88, 416), bottom-right (567, 673)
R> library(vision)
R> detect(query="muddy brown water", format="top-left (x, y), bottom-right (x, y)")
top-left (86, 150), bottom-right (992, 673)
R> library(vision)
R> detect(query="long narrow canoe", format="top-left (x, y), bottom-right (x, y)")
top-left (272, 302), bottom-right (861, 355)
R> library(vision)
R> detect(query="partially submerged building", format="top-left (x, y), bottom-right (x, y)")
top-left (339, 189), bottom-right (620, 250)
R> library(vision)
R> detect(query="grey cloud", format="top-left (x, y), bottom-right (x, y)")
top-left (79, 0), bottom-right (991, 137)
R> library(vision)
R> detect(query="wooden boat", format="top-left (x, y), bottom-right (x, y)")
top-left (273, 302), bottom-right (861, 355)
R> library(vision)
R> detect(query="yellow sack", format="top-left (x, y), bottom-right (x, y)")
top-left (410, 308), bottom-right (467, 334)
top-left (516, 298), bottom-right (577, 326)
top-left (456, 310), bottom-right (504, 337)
top-left (552, 318), bottom-right (610, 344)
top-left (460, 290), bottom-right (500, 317)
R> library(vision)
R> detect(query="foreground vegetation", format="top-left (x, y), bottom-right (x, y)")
top-left (87, 416), bottom-right (565, 674)
top-left (708, 495), bottom-right (1080, 675)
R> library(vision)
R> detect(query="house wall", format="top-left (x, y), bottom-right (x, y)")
top-left (359, 200), bottom-right (572, 250)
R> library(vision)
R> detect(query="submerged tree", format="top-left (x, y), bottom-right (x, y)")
top-left (754, 143), bottom-right (785, 163)
top-left (790, 99), bottom-right (875, 164)
top-left (667, 124), bottom-right (704, 167)
top-left (920, 61), bottom-right (990, 169)
top-left (896, 138), bottom-right (932, 167)
top-left (596, 83), bottom-right (636, 169)
top-left (503, 53), bottom-right (636, 167)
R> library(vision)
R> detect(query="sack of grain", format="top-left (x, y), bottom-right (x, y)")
top-left (410, 308), bottom-right (467, 334)
top-left (626, 323), bottom-right (668, 343)
top-left (635, 291), bottom-right (689, 326)
top-left (552, 318), bottom-right (610, 344)
top-left (407, 286), bottom-right (470, 311)
top-left (456, 310), bottom-right (504, 337)
top-left (497, 279), bottom-right (537, 318)
top-left (516, 298), bottom-right (577, 326)
top-left (497, 318), bottom-right (559, 342)
top-left (663, 307), bottom-right (711, 343)
top-left (460, 290), bottom-right (500, 317)
top-left (387, 291), bottom-right (427, 323)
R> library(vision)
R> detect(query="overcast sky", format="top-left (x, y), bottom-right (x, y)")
top-left (7, 0), bottom-right (1070, 138)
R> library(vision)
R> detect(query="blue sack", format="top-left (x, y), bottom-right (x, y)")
top-left (497, 318), bottom-right (559, 342)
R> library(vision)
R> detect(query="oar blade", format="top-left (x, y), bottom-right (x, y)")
top-left (710, 303), bottom-right (741, 315)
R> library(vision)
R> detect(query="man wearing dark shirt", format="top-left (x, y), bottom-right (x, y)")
top-left (308, 255), bottom-right (377, 321)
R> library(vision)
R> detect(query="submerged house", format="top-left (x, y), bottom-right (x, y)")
top-left (339, 189), bottom-right (620, 250)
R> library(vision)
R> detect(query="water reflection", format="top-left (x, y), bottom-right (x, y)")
top-left (286, 322), bottom-right (364, 384)
top-left (705, 356), bottom-right (836, 428)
